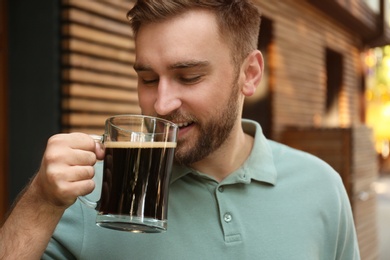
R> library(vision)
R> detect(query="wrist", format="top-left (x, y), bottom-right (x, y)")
top-left (25, 176), bottom-right (68, 214)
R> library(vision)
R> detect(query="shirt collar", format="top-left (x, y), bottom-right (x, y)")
top-left (240, 119), bottom-right (277, 185)
top-left (170, 119), bottom-right (277, 185)
top-left (170, 164), bottom-right (192, 183)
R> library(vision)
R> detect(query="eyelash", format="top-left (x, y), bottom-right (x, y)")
top-left (141, 76), bottom-right (203, 86)
top-left (180, 75), bottom-right (202, 84)
top-left (142, 78), bottom-right (158, 85)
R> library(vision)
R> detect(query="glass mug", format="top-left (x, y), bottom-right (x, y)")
top-left (79, 115), bottom-right (178, 233)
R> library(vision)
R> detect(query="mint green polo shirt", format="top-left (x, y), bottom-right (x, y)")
top-left (43, 120), bottom-right (360, 259)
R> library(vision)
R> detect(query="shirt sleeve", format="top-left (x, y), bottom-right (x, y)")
top-left (335, 181), bottom-right (361, 260)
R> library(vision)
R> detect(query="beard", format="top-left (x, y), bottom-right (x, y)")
top-left (163, 75), bottom-right (242, 166)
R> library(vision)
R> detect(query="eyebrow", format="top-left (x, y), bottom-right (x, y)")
top-left (133, 63), bottom-right (152, 72)
top-left (133, 60), bottom-right (210, 72)
top-left (168, 60), bottom-right (210, 70)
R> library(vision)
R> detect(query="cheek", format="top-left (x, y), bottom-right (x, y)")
top-left (199, 95), bottom-right (216, 109)
top-left (199, 81), bottom-right (231, 106)
top-left (138, 88), bottom-right (156, 114)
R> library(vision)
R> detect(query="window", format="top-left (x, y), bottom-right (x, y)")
top-left (324, 48), bottom-right (343, 126)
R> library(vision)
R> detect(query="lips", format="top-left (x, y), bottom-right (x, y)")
top-left (174, 121), bottom-right (195, 139)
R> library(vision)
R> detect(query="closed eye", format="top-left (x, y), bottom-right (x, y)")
top-left (141, 78), bottom-right (159, 85)
top-left (179, 75), bottom-right (203, 84)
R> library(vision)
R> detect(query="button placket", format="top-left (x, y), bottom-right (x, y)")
top-left (216, 185), bottom-right (231, 226)
top-left (216, 186), bottom-right (234, 224)
top-left (215, 185), bottom-right (242, 243)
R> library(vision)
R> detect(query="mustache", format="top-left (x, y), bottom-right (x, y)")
top-left (158, 111), bottom-right (198, 123)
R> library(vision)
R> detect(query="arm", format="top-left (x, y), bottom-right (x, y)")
top-left (336, 192), bottom-right (361, 260)
top-left (0, 181), bottom-right (66, 259)
top-left (0, 133), bottom-right (104, 259)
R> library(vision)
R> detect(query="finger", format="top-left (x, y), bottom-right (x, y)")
top-left (43, 164), bottom-right (90, 186)
top-left (58, 179), bottom-right (96, 201)
top-left (71, 179), bottom-right (96, 197)
top-left (68, 150), bottom-right (98, 166)
top-left (68, 165), bottom-right (95, 182)
top-left (47, 133), bottom-right (97, 153)
top-left (68, 133), bottom-right (98, 151)
top-left (64, 134), bottom-right (104, 164)
top-left (44, 134), bottom-right (97, 163)
top-left (95, 142), bottom-right (105, 160)
top-left (44, 147), bottom-right (97, 168)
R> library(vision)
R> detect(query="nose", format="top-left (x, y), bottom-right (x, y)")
top-left (154, 80), bottom-right (182, 116)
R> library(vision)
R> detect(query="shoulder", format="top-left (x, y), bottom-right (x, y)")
top-left (265, 140), bottom-right (353, 220)
top-left (268, 139), bottom-right (335, 171)
top-left (267, 139), bottom-right (344, 188)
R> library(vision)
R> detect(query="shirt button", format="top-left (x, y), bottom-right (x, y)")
top-left (218, 186), bottom-right (224, 192)
top-left (224, 213), bottom-right (232, 223)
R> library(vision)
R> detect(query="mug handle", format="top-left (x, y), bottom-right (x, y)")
top-left (77, 134), bottom-right (104, 209)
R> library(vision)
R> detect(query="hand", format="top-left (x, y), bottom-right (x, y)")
top-left (32, 133), bottom-right (105, 209)
top-left (0, 132), bottom-right (104, 259)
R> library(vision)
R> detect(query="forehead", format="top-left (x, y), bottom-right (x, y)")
top-left (134, 9), bottom-right (230, 68)
top-left (136, 8), bottom-right (220, 39)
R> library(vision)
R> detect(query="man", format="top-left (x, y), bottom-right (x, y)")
top-left (0, 1), bottom-right (360, 259)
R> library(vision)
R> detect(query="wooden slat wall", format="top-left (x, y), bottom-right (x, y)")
top-left (281, 126), bottom-right (379, 260)
top-left (352, 126), bottom-right (379, 260)
top-left (254, 1), bottom-right (362, 139)
top-left (61, 0), bottom-right (138, 134)
top-left (335, 0), bottom-right (378, 29)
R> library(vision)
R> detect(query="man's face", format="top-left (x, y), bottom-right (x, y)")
top-left (134, 10), bottom-right (243, 165)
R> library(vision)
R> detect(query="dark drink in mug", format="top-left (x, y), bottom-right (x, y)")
top-left (78, 115), bottom-right (178, 233)
top-left (99, 141), bottom-right (176, 220)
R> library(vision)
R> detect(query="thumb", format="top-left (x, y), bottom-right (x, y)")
top-left (89, 134), bottom-right (105, 160)
top-left (95, 142), bottom-right (105, 160)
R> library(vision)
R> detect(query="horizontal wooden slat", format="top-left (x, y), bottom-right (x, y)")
top-left (62, 38), bottom-right (135, 65)
top-left (62, 97), bottom-right (140, 114)
top-left (63, 83), bottom-right (138, 103)
top-left (62, 112), bottom-right (144, 129)
top-left (62, 24), bottom-right (134, 50)
top-left (107, 1), bottom-right (134, 10)
top-left (63, 113), bottom-right (115, 127)
top-left (62, 69), bottom-right (137, 89)
top-left (62, 53), bottom-right (134, 76)
top-left (62, 127), bottom-right (105, 135)
top-left (63, 8), bottom-right (132, 36)
top-left (63, 0), bottom-right (131, 22)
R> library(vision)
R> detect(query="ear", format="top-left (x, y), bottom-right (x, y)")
top-left (241, 50), bottom-right (263, 97)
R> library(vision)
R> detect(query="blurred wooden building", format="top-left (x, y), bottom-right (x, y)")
top-left (2, 0), bottom-right (390, 259)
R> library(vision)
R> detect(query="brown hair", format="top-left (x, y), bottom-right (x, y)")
top-left (127, 0), bottom-right (261, 65)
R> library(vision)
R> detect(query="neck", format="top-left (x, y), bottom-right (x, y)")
top-left (190, 123), bottom-right (254, 182)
